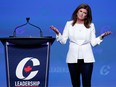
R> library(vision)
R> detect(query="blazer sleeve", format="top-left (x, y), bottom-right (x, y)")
top-left (56, 22), bottom-right (69, 44)
top-left (90, 23), bottom-right (103, 47)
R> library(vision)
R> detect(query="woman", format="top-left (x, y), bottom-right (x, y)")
top-left (50, 4), bottom-right (111, 87)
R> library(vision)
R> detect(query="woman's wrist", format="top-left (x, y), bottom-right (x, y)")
top-left (100, 36), bottom-right (103, 40)
top-left (54, 29), bottom-right (59, 35)
top-left (55, 31), bottom-right (59, 35)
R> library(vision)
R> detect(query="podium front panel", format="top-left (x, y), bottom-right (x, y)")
top-left (5, 42), bottom-right (50, 87)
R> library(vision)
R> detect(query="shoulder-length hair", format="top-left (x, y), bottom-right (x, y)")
top-left (71, 4), bottom-right (92, 28)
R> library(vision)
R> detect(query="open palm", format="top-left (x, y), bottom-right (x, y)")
top-left (100, 31), bottom-right (112, 39)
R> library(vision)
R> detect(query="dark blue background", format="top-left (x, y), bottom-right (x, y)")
top-left (0, 0), bottom-right (116, 87)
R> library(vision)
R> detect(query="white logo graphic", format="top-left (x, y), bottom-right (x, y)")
top-left (16, 57), bottom-right (40, 80)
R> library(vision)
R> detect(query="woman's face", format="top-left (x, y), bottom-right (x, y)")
top-left (77, 8), bottom-right (88, 21)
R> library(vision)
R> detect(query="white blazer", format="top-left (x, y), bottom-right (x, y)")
top-left (56, 21), bottom-right (103, 63)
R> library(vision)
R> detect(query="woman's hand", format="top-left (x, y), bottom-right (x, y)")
top-left (50, 25), bottom-right (60, 35)
top-left (100, 31), bottom-right (112, 39)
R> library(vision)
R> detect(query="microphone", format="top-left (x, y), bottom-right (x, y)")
top-left (13, 17), bottom-right (43, 37)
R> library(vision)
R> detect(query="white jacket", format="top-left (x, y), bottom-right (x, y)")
top-left (56, 21), bottom-right (103, 63)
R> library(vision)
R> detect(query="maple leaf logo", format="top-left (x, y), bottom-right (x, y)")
top-left (24, 66), bottom-right (32, 73)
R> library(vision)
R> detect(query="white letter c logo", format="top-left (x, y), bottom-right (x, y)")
top-left (16, 57), bottom-right (40, 80)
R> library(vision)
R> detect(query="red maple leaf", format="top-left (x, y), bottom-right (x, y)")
top-left (24, 66), bottom-right (32, 73)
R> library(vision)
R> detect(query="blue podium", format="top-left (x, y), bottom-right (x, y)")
top-left (0, 37), bottom-right (55, 87)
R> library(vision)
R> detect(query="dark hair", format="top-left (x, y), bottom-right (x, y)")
top-left (71, 4), bottom-right (92, 28)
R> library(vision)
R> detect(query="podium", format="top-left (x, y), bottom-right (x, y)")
top-left (0, 37), bottom-right (55, 87)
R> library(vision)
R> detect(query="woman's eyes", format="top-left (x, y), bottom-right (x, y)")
top-left (80, 10), bottom-right (87, 14)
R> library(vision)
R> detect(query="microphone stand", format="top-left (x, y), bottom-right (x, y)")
top-left (13, 17), bottom-right (43, 37)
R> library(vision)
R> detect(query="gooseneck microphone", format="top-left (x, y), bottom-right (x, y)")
top-left (13, 17), bottom-right (43, 37)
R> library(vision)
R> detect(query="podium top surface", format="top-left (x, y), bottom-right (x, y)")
top-left (0, 36), bottom-right (55, 45)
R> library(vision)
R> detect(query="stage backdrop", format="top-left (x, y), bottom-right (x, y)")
top-left (0, 0), bottom-right (116, 87)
